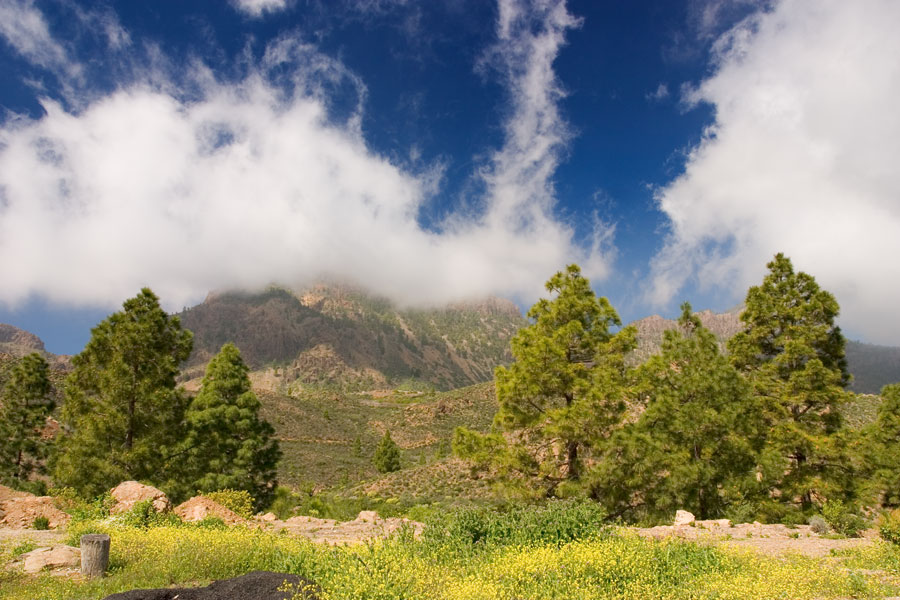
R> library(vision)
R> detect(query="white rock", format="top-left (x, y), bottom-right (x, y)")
top-left (673, 510), bottom-right (696, 526)
top-left (356, 510), bottom-right (379, 523)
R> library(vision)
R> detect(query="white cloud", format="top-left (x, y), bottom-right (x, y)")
top-left (0, 0), bottom-right (611, 312)
top-left (646, 83), bottom-right (669, 102)
top-left (650, 0), bottom-right (900, 344)
top-left (231, 0), bottom-right (288, 18)
top-left (0, 0), bottom-right (80, 79)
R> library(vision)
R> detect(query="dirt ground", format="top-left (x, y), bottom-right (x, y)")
top-left (633, 519), bottom-right (877, 557)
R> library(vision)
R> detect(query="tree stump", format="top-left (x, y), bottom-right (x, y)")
top-left (80, 534), bottom-right (110, 578)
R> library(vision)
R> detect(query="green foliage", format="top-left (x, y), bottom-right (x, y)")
top-left (879, 509), bottom-right (900, 545)
top-left (421, 500), bottom-right (608, 551)
top-left (870, 384), bottom-right (900, 507)
top-left (821, 500), bottom-right (867, 537)
top-left (116, 499), bottom-right (180, 529)
top-left (458, 265), bottom-right (635, 497)
top-left (31, 516), bottom-right (49, 530)
top-left (0, 352), bottom-right (53, 487)
top-left (374, 430), bottom-right (401, 473)
top-left (593, 304), bottom-right (765, 521)
top-left (728, 253), bottom-right (851, 509)
top-left (179, 343), bottom-right (281, 510)
top-left (203, 489), bottom-right (254, 519)
top-left (11, 540), bottom-right (37, 558)
top-left (53, 288), bottom-right (193, 499)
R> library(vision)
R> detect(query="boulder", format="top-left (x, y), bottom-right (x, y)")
top-left (259, 512), bottom-right (278, 522)
top-left (174, 496), bottom-right (245, 525)
top-left (0, 496), bottom-right (70, 529)
top-left (109, 481), bottom-right (170, 514)
top-left (355, 510), bottom-right (379, 523)
top-left (673, 510), bottom-right (696, 526)
top-left (697, 518), bottom-right (732, 528)
top-left (20, 545), bottom-right (81, 574)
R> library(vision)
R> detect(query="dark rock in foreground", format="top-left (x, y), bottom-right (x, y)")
top-left (102, 571), bottom-right (317, 600)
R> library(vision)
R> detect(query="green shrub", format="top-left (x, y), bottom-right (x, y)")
top-left (117, 499), bottom-right (181, 529)
top-left (195, 516), bottom-right (227, 530)
top-left (822, 500), bottom-right (867, 537)
top-left (879, 509), bottom-right (900, 545)
top-left (423, 500), bottom-right (608, 551)
top-left (68, 492), bottom-right (116, 523)
top-left (32, 516), bottom-right (50, 530)
top-left (204, 489), bottom-right (254, 518)
top-left (11, 541), bottom-right (37, 557)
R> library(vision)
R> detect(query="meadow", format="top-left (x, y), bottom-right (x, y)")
top-left (3, 501), bottom-right (900, 600)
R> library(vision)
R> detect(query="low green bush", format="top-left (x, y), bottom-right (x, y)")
top-left (422, 499), bottom-right (609, 551)
top-left (203, 490), bottom-right (254, 519)
top-left (31, 516), bottom-right (49, 530)
top-left (822, 500), bottom-right (867, 538)
top-left (879, 509), bottom-right (900, 545)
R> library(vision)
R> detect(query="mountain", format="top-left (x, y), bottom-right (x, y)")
top-left (177, 284), bottom-right (526, 391)
top-left (629, 309), bottom-right (900, 394)
top-left (0, 324), bottom-right (71, 372)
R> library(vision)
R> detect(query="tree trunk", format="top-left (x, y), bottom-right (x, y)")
top-left (566, 440), bottom-right (579, 480)
top-left (80, 534), bottom-right (110, 578)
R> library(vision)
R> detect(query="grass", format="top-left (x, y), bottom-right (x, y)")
top-left (3, 503), bottom-right (900, 600)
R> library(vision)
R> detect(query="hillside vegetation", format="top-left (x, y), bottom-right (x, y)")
top-left (178, 284), bottom-right (525, 391)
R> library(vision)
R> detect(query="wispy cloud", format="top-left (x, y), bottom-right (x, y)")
top-left (650, 0), bottom-right (900, 344)
top-left (0, 0), bottom-right (611, 311)
top-left (0, 0), bottom-right (79, 79)
top-left (646, 83), bottom-right (669, 102)
top-left (231, 0), bottom-right (289, 18)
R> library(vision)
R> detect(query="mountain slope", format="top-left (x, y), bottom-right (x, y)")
top-left (629, 310), bottom-right (900, 394)
top-left (178, 284), bottom-right (525, 391)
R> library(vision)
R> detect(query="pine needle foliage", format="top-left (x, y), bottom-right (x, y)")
top-left (593, 303), bottom-right (765, 521)
top-left (728, 253), bottom-right (851, 509)
top-left (182, 343), bottom-right (281, 510)
top-left (455, 264), bottom-right (635, 498)
top-left (53, 288), bottom-right (193, 499)
top-left (374, 430), bottom-right (401, 473)
top-left (0, 352), bottom-right (54, 487)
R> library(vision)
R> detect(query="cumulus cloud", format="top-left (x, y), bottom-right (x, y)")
top-left (231, 0), bottom-right (289, 18)
top-left (0, 0), bottom-right (610, 311)
top-left (650, 0), bottom-right (900, 343)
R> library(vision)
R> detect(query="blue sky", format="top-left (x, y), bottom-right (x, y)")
top-left (1, 0), bottom-right (898, 354)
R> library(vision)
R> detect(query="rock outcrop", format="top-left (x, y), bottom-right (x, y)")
top-left (110, 481), bottom-right (170, 514)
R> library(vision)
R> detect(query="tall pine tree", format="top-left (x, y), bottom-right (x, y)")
top-left (870, 384), bottom-right (900, 507)
top-left (181, 343), bottom-right (280, 511)
top-left (728, 253), bottom-right (850, 510)
top-left (455, 264), bottom-right (635, 497)
top-left (54, 289), bottom-right (193, 498)
top-left (0, 353), bottom-right (54, 489)
top-left (593, 304), bottom-right (764, 521)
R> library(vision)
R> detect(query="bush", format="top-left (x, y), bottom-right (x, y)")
top-left (204, 489), bottom-right (254, 518)
top-left (32, 516), bottom-right (50, 530)
top-left (809, 515), bottom-right (830, 534)
top-left (423, 500), bottom-right (609, 551)
top-left (117, 499), bottom-right (181, 529)
top-left (879, 509), bottom-right (900, 545)
top-left (822, 500), bottom-right (867, 537)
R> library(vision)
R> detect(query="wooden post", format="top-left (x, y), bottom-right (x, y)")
top-left (80, 534), bottom-right (110, 578)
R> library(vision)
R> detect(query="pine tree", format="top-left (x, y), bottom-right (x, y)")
top-left (53, 288), bottom-right (193, 499)
top-left (728, 253), bottom-right (850, 509)
top-left (181, 343), bottom-right (281, 510)
top-left (593, 303), bottom-right (764, 521)
top-left (871, 384), bottom-right (900, 507)
top-left (0, 353), bottom-right (54, 488)
top-left (374, 430), bottom-right (401, 473)
top-left (455, 264), bottom-right (635, 497)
